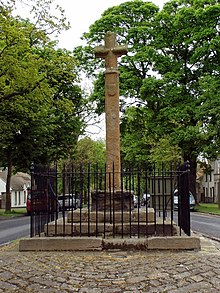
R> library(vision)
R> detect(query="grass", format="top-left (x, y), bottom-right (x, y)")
top-left (1, 205), bottom-right (219, 217)
top-left (0, 208), bottom-right (27, 218)
top-left (195, 203), bottom-right (220, 215)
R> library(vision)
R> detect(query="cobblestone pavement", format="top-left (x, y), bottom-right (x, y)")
top-left (0, 236), bottom-right (220, 292)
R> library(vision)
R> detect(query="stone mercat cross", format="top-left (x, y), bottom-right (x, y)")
top-left (95, 32), bottom-right (128, 190)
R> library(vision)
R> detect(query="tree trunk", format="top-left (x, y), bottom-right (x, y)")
top-left (5, 147), bottom-right (12, 212)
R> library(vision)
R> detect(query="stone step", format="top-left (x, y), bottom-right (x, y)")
top-left (67, 208), bottom-right (155, 223)
top-left (19, 235), bottom-right (201, 251)
top-left (45, 217), bottom-right (178, 237)
top-left (19, 236), bottom-right (201, 251)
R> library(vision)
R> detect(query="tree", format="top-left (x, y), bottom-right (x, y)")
top-left (73, 0), bottom-right (159, 113)
top-left (76, 0), bottom-right (220, 199)
top-left (139, 0), bottom-right (220, 195)
top-left (0, 1), bottom-right (84, 211)
top-left (72, 137), bottom-right (106, 166)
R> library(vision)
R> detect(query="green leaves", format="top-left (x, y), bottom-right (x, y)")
top-left (0, 1), bottom-right (84, 171)
top-left (73, 137), bottom-right (106, 166)
top-left (77, 0), bottom-right (220, 170)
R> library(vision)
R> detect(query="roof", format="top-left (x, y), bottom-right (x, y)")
top-left (0, 170), bottom-right (31, 190)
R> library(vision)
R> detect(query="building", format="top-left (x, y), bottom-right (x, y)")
top-left (201, 159), bottom-right (220, 203)
top-left (0, 170), bottom-right (31, 208)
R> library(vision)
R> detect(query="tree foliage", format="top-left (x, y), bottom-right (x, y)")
top-left (72, 137), bottom-right (106, 166)
top-left (76, 0), bottom-right (220, 196)
top-left (73, 0), bottom-right (159, 114)
top-left (0, 0), bottom-right (85, 211)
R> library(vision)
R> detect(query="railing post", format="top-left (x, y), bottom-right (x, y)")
top-left (179, 161), bottom-right (191, 236)
top-left (30, 162), bottom-right (34, 238)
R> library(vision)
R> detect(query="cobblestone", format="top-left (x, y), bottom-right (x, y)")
top-left (0, 237), bottom-right (220, 292)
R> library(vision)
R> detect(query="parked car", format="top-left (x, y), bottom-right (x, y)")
top-left (133, 193), bottom-right (151, 208)
top-left (141, 193), bottom-right (151, 206)
top-left (26, 189), bottom-right (57, 215)
top-left (133, 195), bottom-right (142, 208)
top-left (133, 195), bottom-right (138, 208)
top-left (57, 194), bottom-right (80, 211)
top-left (173, 189), bottom-right (195, 211)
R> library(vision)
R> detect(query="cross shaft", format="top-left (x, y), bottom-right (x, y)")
top-left (95, 32), bottom-right (127, 190)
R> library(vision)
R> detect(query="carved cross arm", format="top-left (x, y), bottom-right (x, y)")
top-left (94, 46), bottom-right (109, 58)
top-left (112, 45), bottom-right (128, 57)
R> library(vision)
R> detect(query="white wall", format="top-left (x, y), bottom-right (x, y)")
top-left (11, 186), bottom-right (28, 208)
top-left (0, 178), bottom-right (6, 195)
top-left (202, 160), bottom-right (220, 203)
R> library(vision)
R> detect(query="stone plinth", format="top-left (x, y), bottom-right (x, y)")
top-left (91, 190), bottom-right (133, 211)
top-left (44, 204), bottom-right (179, 238)
top-left (44, 208), bottom-right (176, 238)
top-left (45, 216), bottom-right (178, 237)
top-left (19, 235), bottom-right (201, 251)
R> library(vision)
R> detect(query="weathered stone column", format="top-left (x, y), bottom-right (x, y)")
top-left (95, 32), bottom-right (127, 190)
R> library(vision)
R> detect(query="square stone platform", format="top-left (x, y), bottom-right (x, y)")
top-left (44, 208), bottom-right (178, 237)
top-left (19, 208), bottom-right (201, 251)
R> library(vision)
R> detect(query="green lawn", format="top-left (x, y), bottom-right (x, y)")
top-left (195, 203), bottom-right (220, 215)
top-left (0, 208), bottom-right (27, 218)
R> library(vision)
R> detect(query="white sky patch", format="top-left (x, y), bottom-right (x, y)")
top-left (55, 0), bottom-right (167, 49)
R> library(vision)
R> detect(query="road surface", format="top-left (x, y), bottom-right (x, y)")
top-left (191, 212), bottom-right (220, 240)
top-left (0, 216), bottom-right (30, 245)
top-left (0, 211), bottom-right (219, 245)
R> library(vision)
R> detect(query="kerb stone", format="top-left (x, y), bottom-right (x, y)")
top-left (147, 236), bottom-right (201, 250)
top-left (19, 237), bottom-right (102, 251)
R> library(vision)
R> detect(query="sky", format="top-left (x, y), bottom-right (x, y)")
top-left (54, 0), bottom-right (167, 50)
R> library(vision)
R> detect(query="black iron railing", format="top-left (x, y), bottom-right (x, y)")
top-left (29, 162), bottom-right (191, 238)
